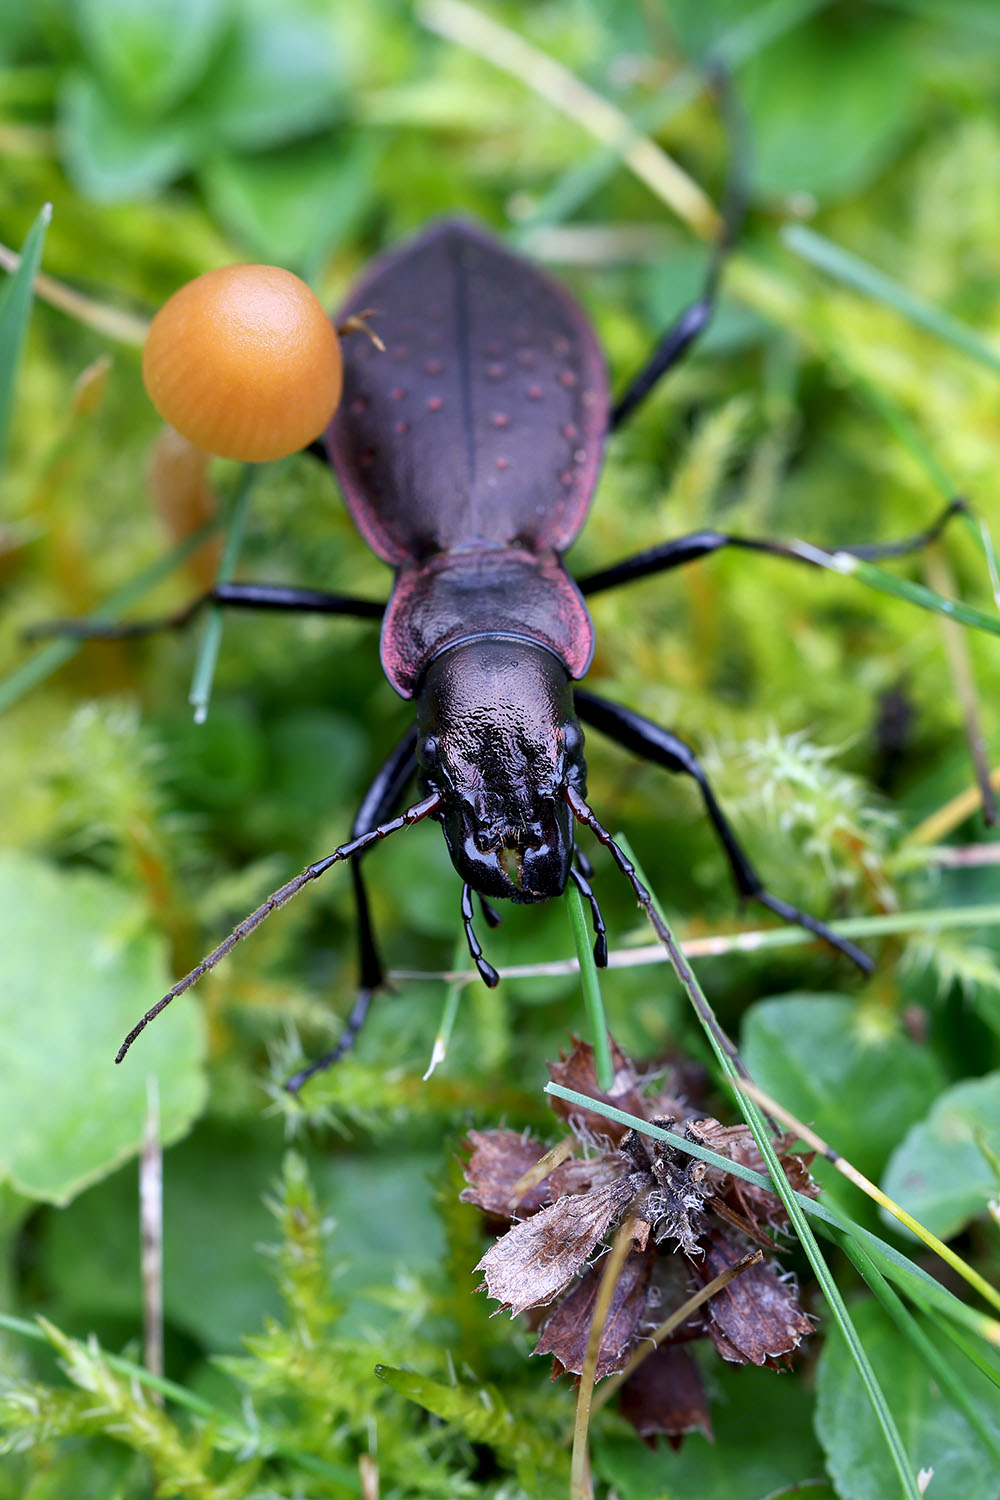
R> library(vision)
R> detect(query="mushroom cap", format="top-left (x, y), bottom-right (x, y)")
top-left (142, 264), bottom-right (343, 462)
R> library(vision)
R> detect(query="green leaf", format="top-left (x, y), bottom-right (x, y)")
top-left (596, 1362), bottom-right (825, 1500)
top-left (881, 1072), bottom-right (1000, 1241)
top-left (741, 995), bottom-right (945, 1205)
top-left (199, 133), bottom-right (378, 278)
top-left (815, 1299), bottom-right (1000, 1500)
top-left (58, 71), bottom-right (198, 200)
top-left (0, 203), bottom-right (49, 480)
top-left (77, 0), bottom-right (230, 116)
top-left (199, 0), bottom-right (345, 152)
top-left (0, 853), bottom-right (207, 1206)
top-left (741, 20), bottom-right (917, 201)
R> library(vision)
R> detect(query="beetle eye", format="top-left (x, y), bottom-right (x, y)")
top-left (563, 722), bottom-right (584, 758)
top-left (417, 735), bottom-right (440, 769)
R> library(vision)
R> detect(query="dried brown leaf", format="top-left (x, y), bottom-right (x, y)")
top-left (534, 1245), bottom-right (656, 1379)
top-left (461, 1129), bottom-right (553, 1219)
top-left (695, 1231), bottom-right (813, 1366)
top-left (619, 1342), bottom-right (714, 1449)
top-left (475, 1174), bottom-right (648, 1316)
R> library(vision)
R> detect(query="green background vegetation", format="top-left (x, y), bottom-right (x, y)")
top-left (1, 1), bottom-right (999, 1496)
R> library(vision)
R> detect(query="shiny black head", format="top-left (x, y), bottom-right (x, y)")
top-left (416, 637), bottom-right (586, 904)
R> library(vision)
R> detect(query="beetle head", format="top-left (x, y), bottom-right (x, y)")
top-left (416, 638), bottom-right (586, 904)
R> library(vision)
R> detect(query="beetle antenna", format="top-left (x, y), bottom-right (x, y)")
top-left (565, 786), bottom-right (748, 1073)
top-left (570, 858), bottom-right (608, 968)
top-left (115, 791), bottom-right (441, 1064)
top-left (462, 883), bottom-right (500, 987)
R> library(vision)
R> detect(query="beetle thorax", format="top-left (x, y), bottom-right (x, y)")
top-left (416, 638), bottom-right (586, 903)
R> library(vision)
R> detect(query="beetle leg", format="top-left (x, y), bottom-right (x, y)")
top-left (24, 582), bottom-right (385, 642)
top-left (286, 727), bottom-right (419, 1092)
top-left (576, 499), bottom-right (969, 596)
top-left (574, 689), bottom-right (873, 973)
top-left (461, 883), bottom-right (500, 988)
top-left (570, 861), bottom-right (608, 968)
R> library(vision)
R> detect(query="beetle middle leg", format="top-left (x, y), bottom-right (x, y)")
top-left (574, 688), bottom-right (873, 972)
top-left (285, 726), bottom-right (418, 1092)
top-left (25, 582), bottom-right (385, 643)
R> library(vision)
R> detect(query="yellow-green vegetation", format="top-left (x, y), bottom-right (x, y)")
top-left (2, 2), bottom-right (1000, 1497)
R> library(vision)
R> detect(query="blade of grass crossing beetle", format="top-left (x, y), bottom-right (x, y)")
top-left (0, 520), bottom-right (219, 716)
top-left (0, 203), bottom-right (51, 478)
top-left (614, 833), bottom-right (925, 1500)
top-left (565, 882), bottom-right (613, 1091)
top-left (783, 224), bottom-right (1000, 378)
top-left (188, 464), bottom-right (256, 723)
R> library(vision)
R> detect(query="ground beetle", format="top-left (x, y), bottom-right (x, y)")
top-left (39, 217), bottom-right (962, 1084)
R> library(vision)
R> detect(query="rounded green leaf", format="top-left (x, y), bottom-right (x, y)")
top-left (740, 22), bottom-right (917, 202)
top-left (58, 72), bottom-right (198, 201)
top-left (741, 995), bottom-right (945, 1205)
top-left (200, 136), bottom-right (378, 284)
top-left (816, 1299), bottom-right (1000, 1500)
top-left (77, 0), bottom-right (230, 116)
top-left (881, 1071), bottom-right (1000, 1240)
top-left (199, 1), bottom-right (345, 152)
top-left (0, 852), bottom-right (207, 1206)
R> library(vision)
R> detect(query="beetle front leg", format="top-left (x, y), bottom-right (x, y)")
top-left (575, 689), bottom-right (873, 973)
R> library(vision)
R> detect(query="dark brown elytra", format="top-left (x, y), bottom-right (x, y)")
top-left (35, 213), bottom-right (971, 1081)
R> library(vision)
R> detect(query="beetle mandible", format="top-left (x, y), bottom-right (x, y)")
top-left (43, 218), bottom-right (963, 1083)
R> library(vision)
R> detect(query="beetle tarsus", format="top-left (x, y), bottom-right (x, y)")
top-left (285, 987), bottom-right (376, 1094)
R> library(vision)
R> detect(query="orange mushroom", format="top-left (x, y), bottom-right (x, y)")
top-left (142, 265), bottom-right (343, 463)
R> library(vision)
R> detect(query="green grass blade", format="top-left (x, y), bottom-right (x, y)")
top-left (787, 537), bottom-right (1000, 635)
top-left (783, 224), bottom-right (1000, 378)
top-left (0, 520), bottom-right (219, 717)
top-left (842, 1238), bottom-right (1000, 1462)
top-left (424, 931), bottom-right (470, 1078)
top-left (0, 203), bottom-right (51, 478)
top-left (515, 0), bottom-right (828, 237)
top-left (187, 464), bottom-right (256, 723)
top-left (597, 837), bottom-right (928, 1498)
top-left (565, 882), bottom-right (613, 1090)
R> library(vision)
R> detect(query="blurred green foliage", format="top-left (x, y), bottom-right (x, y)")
top-left (2, 0), bottom-right (1000, 1495)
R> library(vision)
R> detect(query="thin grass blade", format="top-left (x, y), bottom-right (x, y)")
top-left (0, 520), bottom-right (219, 716)
top-left (843, 1238), bottom-right (1000, 1463)
top-left (187, 464), bottom-right (256, 723)
top-left (565, 882), bottom-right (613, 1091)
top-left (0, 203), bottom-right (51, 478)
top-left (783, 224), bottom-right (1000, 377)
